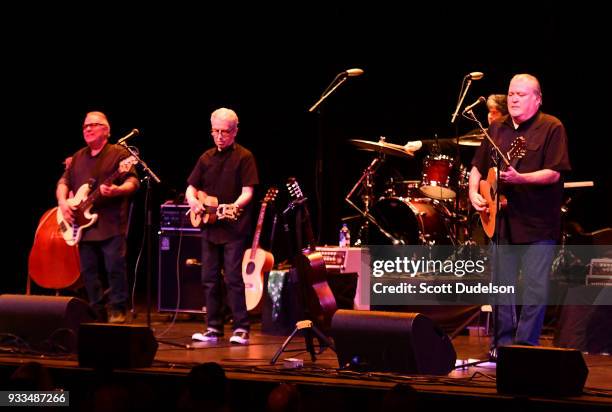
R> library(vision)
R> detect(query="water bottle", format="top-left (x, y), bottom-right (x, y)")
top-left (339, 224), bottom-right (351, 247)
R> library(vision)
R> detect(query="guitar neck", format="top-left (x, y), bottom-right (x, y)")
top-left (301, 203), bottom-right (317, 252)
top-left (249, 202), bottom-right (268, 258)
top-left (81, 168), bottom-right (127, 210)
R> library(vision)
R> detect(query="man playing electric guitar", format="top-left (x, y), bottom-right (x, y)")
top-left (468, 74), bottom-right (570, 356)
top-left (186, 108), bottom-right (259, 345)
top-left (56, 111), bottom-right (139, 324)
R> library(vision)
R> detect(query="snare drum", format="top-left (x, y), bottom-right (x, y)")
top-left (420, 155), bottom-right (455, 200)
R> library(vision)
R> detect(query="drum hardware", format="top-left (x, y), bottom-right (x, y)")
top-left (420, 154), bottom-right (456, 200)
top-left (349, 137), bottom-right (417, 159)
top-left (346, 137), bottom-right (423, 245)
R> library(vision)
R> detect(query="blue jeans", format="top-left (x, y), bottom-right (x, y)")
top-left (79, 235), bottom-right (129, 312)
top-left (201, 238), bottom-right (249, 332)
top-left (491, 240), bottom-right (556, 346)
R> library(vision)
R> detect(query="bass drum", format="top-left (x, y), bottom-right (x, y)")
top-left (368, 197), bottom-right (451, 245)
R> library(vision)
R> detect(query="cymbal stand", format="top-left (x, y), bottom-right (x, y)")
top-left (345, 151), bottom-right (392, 245)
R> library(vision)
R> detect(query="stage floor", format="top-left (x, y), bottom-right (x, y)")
top-left (1, 311), bottom-right (611, 410)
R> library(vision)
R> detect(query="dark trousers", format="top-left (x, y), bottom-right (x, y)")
top-left (79, 235), bottom-right (129, 313)
top-left (492, 240), bottom-right (556, 346)
top-left (201, 238), bottom-right (249, 331)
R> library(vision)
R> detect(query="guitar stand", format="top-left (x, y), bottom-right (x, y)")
top-left (270, 320), bottom-right (336, 365)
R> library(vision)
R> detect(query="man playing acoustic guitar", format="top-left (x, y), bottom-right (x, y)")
top-left (186, 108), bottom-right (259, 345)
top-left (468, 74), bottom-right (570, 357)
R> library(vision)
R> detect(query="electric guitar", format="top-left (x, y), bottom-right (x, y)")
top-left (189, 191), bottom-right (241, 227)
top-left (241, 187), bottom-right (278, 311)
top-left (479, 136), bottom-right (527, 238)
top-left (57, 155), bottom-right (138, 246)
top-left (287, 178), bottom-right (337, 332)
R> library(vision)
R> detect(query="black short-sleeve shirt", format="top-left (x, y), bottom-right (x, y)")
top-left (59, 143), bottom-right (139, 241)
top-left (187, 143), bottom-right (259, 243)
top-left (471, 112), bottom-right (571, 243)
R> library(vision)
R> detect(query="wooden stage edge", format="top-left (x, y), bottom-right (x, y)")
top-left (1, 317), bottom-right (611, 411)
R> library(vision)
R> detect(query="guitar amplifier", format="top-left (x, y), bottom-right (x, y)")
top-left (586, 258), bottom-right (612, 286)
top-left (160, 204), bottom-right (201, 232)
top-left (315, 246), bottom-right (362, 274)
top-left (315, 246), bottom-right (368, 310)
top-left (158, 231), bottom-right (206, 313)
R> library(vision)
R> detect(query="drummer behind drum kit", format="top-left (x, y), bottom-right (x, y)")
top-left (346, 135), bottom-right (485, 246)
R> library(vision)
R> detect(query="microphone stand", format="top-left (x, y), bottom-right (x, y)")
top-left (308, 76), bottom-right (348, 113)
top-left (459, 109), bottom-right (510, 364)
top-left (120, 143), bottom-right (161, 330)
top-left (308, 73), bottom-right (351, 244)
top-left (450, 76), bottom-right (474, 125)
top-left (450, 76), bottom-right (474, 240)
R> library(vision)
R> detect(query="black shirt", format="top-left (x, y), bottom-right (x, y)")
top-left (59, 143), bottom-right (139, 241)
top-left (471, 111), bottom-right (571, 243)
top-left (187, 143), bottom-right (259, 243)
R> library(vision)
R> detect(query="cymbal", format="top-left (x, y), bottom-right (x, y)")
top-left (349, 138), bottom-right (415, 158)
top-left (458, 131), bottom-right (485, 147)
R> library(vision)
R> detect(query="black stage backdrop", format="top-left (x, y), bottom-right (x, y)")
top-left (4, 3), bottom-right (610, 294)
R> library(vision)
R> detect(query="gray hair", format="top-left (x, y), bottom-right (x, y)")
top-left (211, 108), bottom-right (239, 127)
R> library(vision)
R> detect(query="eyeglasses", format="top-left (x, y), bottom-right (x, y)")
top-left (210, 128), bottom-right (235, 137)
top-left (82, 123), bottom-right (106, 130)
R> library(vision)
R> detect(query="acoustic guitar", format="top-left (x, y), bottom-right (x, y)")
top-left (56, 155), bottom-right (138, 246)
top-left (241, 187), bottom-right (278, 311)
top-left (479, 136), bottom-right (527, 238)
top-left (287, 178), bottom-right (337, 332)
top-left (189, 191), bottom-right (241, 227)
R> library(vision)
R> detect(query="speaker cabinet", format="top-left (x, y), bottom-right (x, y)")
top-left (497, 345), bottom-right (588, 396)
top-left (158, 231), bottom-right (205, 313)
top-left (78, 323), bottom-right (158, 369)
top-left (330, 309), bottom-right (457, 375)
top-left (0, 294), bottom-right (95, 353)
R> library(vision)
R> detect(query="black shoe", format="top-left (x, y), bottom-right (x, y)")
top-left (92, 307), bottom-right (108, 323)
top-left (488, 347), bottom-right (498, 362)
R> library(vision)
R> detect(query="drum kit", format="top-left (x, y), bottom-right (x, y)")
top-left (346, 134), bottom-right (485, 246)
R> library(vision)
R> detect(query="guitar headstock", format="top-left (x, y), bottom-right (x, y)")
top-left (119, 155), bottom-right (138, 172)
top-left (509, 136), bottom-right (527, 160)
top-left (263, 187), bottom-right (279, 203)
top-left (286, 177), bottom-right (304, 200)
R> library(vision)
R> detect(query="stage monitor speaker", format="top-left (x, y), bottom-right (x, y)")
top-left (78, 323), bottom-right (158, 369)
top-left (330, 309), bottom-right (456, 375)
top-left (0, 294), bottom-right (95, 353)
top-left (497, 345), bottom-right (588, 396)
top-left (158, 231), bottom-right (206, 313)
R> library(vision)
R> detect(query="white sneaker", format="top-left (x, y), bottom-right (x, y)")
top-left (229, 328), bottom-right (250, 345)
top-left (192, 328), bottom-right (223, 342)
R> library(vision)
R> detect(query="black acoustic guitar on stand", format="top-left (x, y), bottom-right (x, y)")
top-left (270, 178), bottom-right (337, 364)
top-left (286, 177), bottom-right (338, 332)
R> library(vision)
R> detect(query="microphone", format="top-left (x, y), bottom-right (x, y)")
top-left (341, 68), bottom-right (364, 77)
top-left (462, 96), bottom-right (486, 114)
top-left (466, 71), bottom-right (484, 80)
top-left (117, 128), bottom-right (139, 145)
